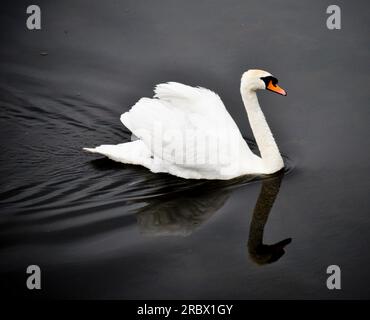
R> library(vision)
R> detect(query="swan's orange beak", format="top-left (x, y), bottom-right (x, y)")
top-left (267, 81), bottom-right (287, 96)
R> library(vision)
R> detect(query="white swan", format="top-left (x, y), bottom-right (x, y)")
top-left (84, 69), bottom-right (287, 180)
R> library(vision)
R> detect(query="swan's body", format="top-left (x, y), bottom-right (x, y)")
top-left (84, 69), bottom-right (287, 180)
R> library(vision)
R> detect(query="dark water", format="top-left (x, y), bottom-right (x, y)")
top-left (1, 0), bottom-right (370, 299)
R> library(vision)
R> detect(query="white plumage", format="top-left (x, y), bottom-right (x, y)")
top-left (84, 70), bottom-right (286, 180)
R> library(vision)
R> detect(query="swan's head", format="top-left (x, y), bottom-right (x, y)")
top-left (241, 69), bottom-right (287, 96)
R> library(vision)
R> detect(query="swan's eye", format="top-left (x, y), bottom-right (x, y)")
top-left (260, 76), bottom-right (278, 88)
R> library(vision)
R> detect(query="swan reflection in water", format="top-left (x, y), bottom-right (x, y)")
top-left (135, 170), bottom-right (292, 265)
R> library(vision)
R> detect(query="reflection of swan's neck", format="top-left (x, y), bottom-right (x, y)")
top-left (247, 173), bottom-right (291, 265)
top-left (248, 175), bottom-right (282, 250)
top-left (241, 90), bottom-right (284, 173)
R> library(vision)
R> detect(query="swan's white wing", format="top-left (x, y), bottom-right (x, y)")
top-left (121, 83), bottom-right (255, 177)
top-left (153, 82), bottom-right (229, 117)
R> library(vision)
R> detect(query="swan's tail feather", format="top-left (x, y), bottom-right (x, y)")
top-left (83, 140), bottom-right (154, 169)
top-left (83, 147), bottom-right (98, 153)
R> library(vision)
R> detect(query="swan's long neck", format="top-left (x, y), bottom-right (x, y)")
top-left (241, 89), bottom-right (284, 173)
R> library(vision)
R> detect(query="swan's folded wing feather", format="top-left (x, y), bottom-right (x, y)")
top-left (121, 98), bottom-right (200, 165)
top-left (154, 82), bottom-right (229, 117)
top-left (120, 83), bottom-right (250, 171)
